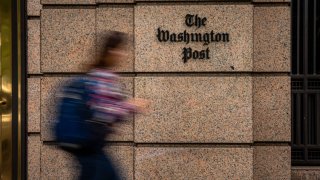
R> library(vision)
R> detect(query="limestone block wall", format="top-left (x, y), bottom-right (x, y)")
top-left (291, 168), bottom-right (320, 179)
top-left (27, 0), bottom-right (291, 179)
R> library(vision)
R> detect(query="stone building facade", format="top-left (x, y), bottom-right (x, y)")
top-left (27, 0), bottom-right (296, 179)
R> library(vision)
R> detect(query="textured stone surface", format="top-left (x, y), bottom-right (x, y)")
top-left (28, 19), bottom-right (41, 74)
top-left (41, 0), bottom-right (95, 4)
top-left (253, 76), bottom-right (291, 141)
top-left (135, 5), bottom-right (253, 72)
top-left (28, 135), bottom-right (41, 180)
top-left (292, 168), bottom-right (320, 180)
top-left (135, 147), bottom-right (253, 179)
top-left (254, 146), bottom-right (291, 179)
top-left (28, 78), bottom-right (40, 132)
top-left (253, 0), bottom-right (290, 2)
top-left (41, 76), bottom-right (134, 141)
top-left (135, 76), bottom-right (253, 143)
top-left (41, 144), bottom-right (133, 179)
top-left (41, 9), bottom-right (96, 73)
top-left (96, 6), bottom-right (134, 72)
top-left (27, 0), bottom-right (42, 16)
top-left (41, 145), bottom-right (79, 180)
top-left (253, 6), bottom-right (290, 72)
top-left (97, 0), bottom-right (133, 3)
top-left (135, 0), bottom-right (241, 1)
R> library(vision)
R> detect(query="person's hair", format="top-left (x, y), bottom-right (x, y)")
top-left (93, 31), bottom-right (127, 68)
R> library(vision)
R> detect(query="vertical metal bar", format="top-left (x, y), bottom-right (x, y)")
top-left (303, 0), bottom-right (309, 76)
top-left (292, 92), bottom-right (296, 144)
top-left (292, 0), bottom-right (300, 162)
top-left (12, 1), bottom-right (18, 178)
top-left (308, 94), bottom-right (311, 144)
top-left (0, 9), bottom-right (2, 179)
top-left (317, 94), bottom-right (320, 145)
top-left (297, 93), bottom-right (302, 145)
top-left (297, 0), bottom-right (301, 74)
top-left (314, 0), bottom-right (317, 74)
top-left (303, 0), bottom-right (309, 161)
top-left (17, 0), bottom-right (22, 178)
top-left (317, 0), bottom-right (320, 74)
top-left (20, 0), bottom-right (27, 178)
top-left (304, 93), bottom-right (308, 161)
top-left (0, 0), bottom-right (13, 179)
top-left (308, 94), bottom-right (316, 144)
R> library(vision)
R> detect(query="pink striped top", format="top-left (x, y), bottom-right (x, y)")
top-left (87, 68), bottom-right (136, 124)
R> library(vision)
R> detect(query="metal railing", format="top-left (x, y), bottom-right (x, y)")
top-left (292, 0), bottom-right (320, 166)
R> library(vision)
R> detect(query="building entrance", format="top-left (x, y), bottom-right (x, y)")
top-left (0, 0), bottom-right (26, 179)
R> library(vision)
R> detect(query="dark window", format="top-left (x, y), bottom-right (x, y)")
top-left (292, 0), bottom-right (320, 165)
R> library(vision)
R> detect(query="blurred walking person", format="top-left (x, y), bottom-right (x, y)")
top-left (55, 31), bottom-right (147, 180)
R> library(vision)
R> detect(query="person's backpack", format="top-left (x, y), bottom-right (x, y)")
top-left (54, 78), bottom-right (96, 151)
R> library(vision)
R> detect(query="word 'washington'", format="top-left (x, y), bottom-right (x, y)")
top-left (156, 14), bottom-right (230, 63)
top-left (157, 28), bottom-right (230, 46)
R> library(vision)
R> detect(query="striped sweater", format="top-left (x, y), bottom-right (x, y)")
top-left (86, 68), bottom-right (135, 124)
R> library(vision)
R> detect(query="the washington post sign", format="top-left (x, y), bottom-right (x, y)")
top-left (156, 14), bottom-right (230, 63)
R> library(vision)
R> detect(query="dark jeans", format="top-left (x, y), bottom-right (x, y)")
top-left (73, 150), bottom-right (121, 180)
